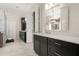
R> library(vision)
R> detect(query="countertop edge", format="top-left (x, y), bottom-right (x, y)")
top-left (33, 33), bottom-right (79, 44)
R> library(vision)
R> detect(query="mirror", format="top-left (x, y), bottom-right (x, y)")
top-left (45, 3), bottom-right (69, 33)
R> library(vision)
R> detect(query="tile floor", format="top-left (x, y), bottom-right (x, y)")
top-left (0, 39), bottom-right (37, 56)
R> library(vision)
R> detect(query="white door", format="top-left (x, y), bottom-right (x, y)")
top-left (7, 17), bottom-right (17, 40)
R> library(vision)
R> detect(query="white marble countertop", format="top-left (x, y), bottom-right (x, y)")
top-left (34, 33), bottom-right (79, 44)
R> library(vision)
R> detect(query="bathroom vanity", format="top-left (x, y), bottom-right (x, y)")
top-left (33, 33), bottom-right (79, 56)
top-left (19, 31), bottom-right (26, 43)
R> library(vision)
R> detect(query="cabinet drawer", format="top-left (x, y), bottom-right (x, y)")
top-left (48, 38), bottom-right (77, 56)
top-left (48, 50), bottom-right (62, 56)
top-left (54, 39), bottom-right (77, 48)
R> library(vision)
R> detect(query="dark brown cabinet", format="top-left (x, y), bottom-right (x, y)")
top-left (34, 34), bottom-right (79, 56)
top-left (34, 35), bottom-right (48, 56)
top-left (19, 31), bottom-right (26, 43)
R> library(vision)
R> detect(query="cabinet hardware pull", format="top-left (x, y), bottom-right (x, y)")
top-left (54, 52), bottom-right (61, 56)
top-left (55, 42), bottom-right (61, 46)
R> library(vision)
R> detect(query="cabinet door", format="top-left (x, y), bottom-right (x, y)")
top-left (34, 35), bottom-right (40, 55)
top-left (48, 38), bottom-right (56, 56)
top-left (34, 35), bottom-right (48, 56)
top-left (40, 36), bottom-right (48, 56)
top-left (19, 31), bottom-right (26, 43)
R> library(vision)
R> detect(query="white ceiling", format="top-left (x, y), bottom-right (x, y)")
top-left (0, 3), bottom-right (36, 15)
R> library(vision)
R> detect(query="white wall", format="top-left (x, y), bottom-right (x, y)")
top-left (69, 4), bottom-right (79, 33)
